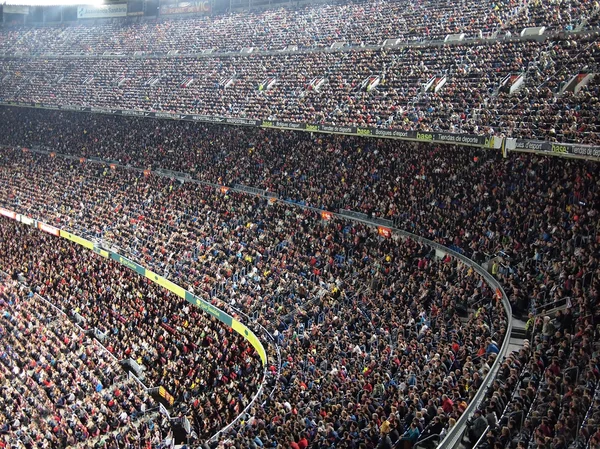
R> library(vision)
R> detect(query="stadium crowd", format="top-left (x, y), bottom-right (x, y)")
top-left (0, 142), bottom-right (508, 448)
top-left (1, 33), bottom-right (599, 142)
top-left (0, 0), bottom-right (597, 447)
top-left (0, 0), bottom-right (597, 55)
top-left (0, 108), bottom-right (598, 302)
top-left (0, 105), bottom-right (597, 448)
top-left (0, 217), bottom-right (264, 445)
top-left (485, 34), bottom-right (600, 143)
top-left (0, 276), bottom-right (172, 449)
top-left (464, 302), bottom-right (600, 449)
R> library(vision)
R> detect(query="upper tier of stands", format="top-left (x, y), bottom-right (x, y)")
top-left (0, 0), bottom-right (598, 55)
top-left (1, 34), bottom-right (600, 144)
top-left (1, 0), bottom-right (600, 146)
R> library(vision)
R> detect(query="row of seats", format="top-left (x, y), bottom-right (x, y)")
top-left (0, 0), bottom-right (597, 55)
top-left (1, 34), bottom-right (599, 142)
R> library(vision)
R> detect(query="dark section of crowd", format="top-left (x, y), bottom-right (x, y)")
top-left (0, 0), bottom-right (597, 55)
top-left (1, 33), bottom-right (600, 142)
top-left (0, 142), bottom-right (506, 448)
top-left (0, 106), bottom-right (599, 449)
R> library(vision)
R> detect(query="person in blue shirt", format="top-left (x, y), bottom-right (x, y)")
top-left (400, 421), bottom-right (421, 446)
top-left (486, 338), bottom-right (500, 354)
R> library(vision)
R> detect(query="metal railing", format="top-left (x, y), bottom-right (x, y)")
top-left (472, 425), bottom-right (490, 448)
top-left (414, 433), bottom-right (441, 449)
top-left (333, 211), bottom-right (513, 449)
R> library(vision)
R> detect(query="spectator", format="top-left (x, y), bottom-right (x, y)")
top-left (466, 409), bottom-right (489, 444)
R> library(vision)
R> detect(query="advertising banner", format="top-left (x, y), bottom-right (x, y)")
top-left (77, 4), bottom-right (127, 19)
top-left (184, 290), bottom-right (232, 326)
top-left (17, 214), bottom-right (34, 226)
top-left (225, 117), bottom-right (260, 126)
top-left (569, 145), bottom-right (600, 158)
top-left (514, 139), bottom-right (552, 153)
top-left (60, 230), bottom-right (94, 250)
top-left (231, 319), bottom-right (267, 364)
top-left (263, 120), bottom-right (495, 147)
top-left (146, 269), bottom-right (186, 299)
top-left (109, 253), bottom-right (147, 276)
top-left (0, 208), bottom-right (17, 219)
top-left (38, 222), bottom-right (60, 236)
top-left (514, 139), bottom-right (600, 158)
top-left (181, 114), bottom-right (225, 123)
top-left (4, 5), bottom-right (30, 14)
top-left (261, 120), bottom-right (304, 130)
top-left (160, 1), bottom-right (211, 15)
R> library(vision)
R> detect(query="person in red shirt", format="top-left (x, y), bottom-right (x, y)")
top-left (298, 435), bottom-right (309, 449)
top-left (442, 394), bottom-right (454, 413)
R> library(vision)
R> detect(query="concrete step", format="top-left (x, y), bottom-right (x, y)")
top-left (511, 318), bottom-right (527, 330)
top-left (511, 328), bottom-right (528, 340)
top-left (506, 339), bottom-right (525, 355)
top-left (510, 317), bottom-right (528, 342)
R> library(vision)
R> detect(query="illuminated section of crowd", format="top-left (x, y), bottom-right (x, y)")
top-left (1, 34), bottom-right (600, 142)
top-left (0, 0), bottom-right (597, 55)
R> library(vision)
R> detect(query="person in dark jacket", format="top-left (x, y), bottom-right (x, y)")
top-left (376, 421), bottom-right (394, 449)
top-left (485, 406), bottom-right (497, 429)
top-left (467, 410), bottom-right (489, 444)
top-left (418, 416), bottom-right (445, 449)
